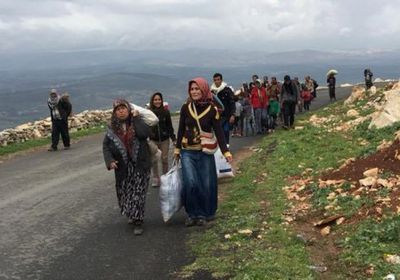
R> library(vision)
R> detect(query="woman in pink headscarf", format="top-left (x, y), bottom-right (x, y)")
top-left (174, 77), bottom-right (233, 227)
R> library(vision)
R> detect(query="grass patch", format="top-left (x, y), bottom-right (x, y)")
top-left (339, 216), bottom-right (400, 279)
top-left (0, 124), bottom-right (106, 157)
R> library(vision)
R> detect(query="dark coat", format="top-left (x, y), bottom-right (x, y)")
top-left (49, 99), bottom-right (72, 122)
top-left (150, 109), bottom-right (176, 142)
top-left (103, 116), bottom-right (151, 185)
top-left (217, 86), bottom-right (235, 121)
top-left (280, 81), bottom-right (299, 104)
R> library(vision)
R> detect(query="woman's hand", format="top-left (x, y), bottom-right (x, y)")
top-left (225, 155), bottom-right (233, 163)
top-left (131, 109), bottom-right (139, 117)
top-left (109, 161), bottom-right (118, 169)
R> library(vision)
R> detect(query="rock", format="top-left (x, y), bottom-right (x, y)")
top-left (336, 217), bottom-right (345, 225)
top-left (365, 264), bottom-right (375, 276)
top-left (32, 129), bottom-right (42, 139)
top-left (377, 140), bottom-right (393, 151)
top-left (308, 265), bottom-right (328, 273)
top-left (384, 254), bottom-right (400, 264)
top-left (377, 178), bottom-right (394, 188)
top-left (346, 109), bottom-right (359, 117)
top-left (363, 168), bottom-right (379, 178)
top-left (320, 226), bottom-right (331, 236)
top-left (383, 274), bottom-right (396, 280)
top-left (370, 86), bottom-right (377, 95)
top-left (374, 78), bottom-right (384, 83)
top-left (359, 177), bottom-right (377, 187)
top-left (369, 87), bottom-right (400, 129)
top-left (344, 86), bottom-right (365, 105)
top-left (238, 229), bottom-right (253, 235)
top-left (314, 214), bottom-right (343, 227)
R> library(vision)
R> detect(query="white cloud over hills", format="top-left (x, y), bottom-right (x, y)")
top-left (0, 0), bottom-right (400, 52)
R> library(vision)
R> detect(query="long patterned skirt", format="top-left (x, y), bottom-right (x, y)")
top-left (116, 161), bottom-right (150, 222)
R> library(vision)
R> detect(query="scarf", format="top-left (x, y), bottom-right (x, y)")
top-left (188, 77), bottom-right (213, 106)
top-left (111, 115), bottom-right (135, 157)
top-left (48, 95), bottom-right (61, 120)
top-left (210, 81), bottom-right (228, 94)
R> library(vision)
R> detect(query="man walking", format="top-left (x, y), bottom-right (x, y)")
top-left (211, 73), bottom-right (235, 144)
top-left (47, 89), bottom-right (72, 151)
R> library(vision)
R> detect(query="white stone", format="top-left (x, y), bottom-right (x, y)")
top-left (369, 88), bottom-right (400, 129)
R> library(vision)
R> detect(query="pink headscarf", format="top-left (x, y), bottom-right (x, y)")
top-left (188, 77), bottom-right (212, 104)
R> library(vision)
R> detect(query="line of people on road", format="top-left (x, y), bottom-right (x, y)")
top-left (98, 72), bottom-right (324, 235)
top-left (230, 74), bottom-right (319, 135)
top-left (46, 71), bottom-right (333, 236)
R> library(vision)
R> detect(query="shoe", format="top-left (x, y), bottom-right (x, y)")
top-left (185, 217), bottom-right (196, 227)
top-left (196, 218), bottom-right (206, 226)
top-left (133, 221), bottom-right (144, 235)
top-left (134, 225), bottom-right (144, 236)
top-left (151, 177), bottom-right (160, 188)
top-left (48, 147), bottom-right (57, 151)
top-left (63, 146), bottom-right (70, 150)
top-left (206, 215), bottom-right (215, 222)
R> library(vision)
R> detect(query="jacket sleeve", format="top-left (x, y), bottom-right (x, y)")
top-left (227, 87), bottom-right (236, 118)
top-left (102, 134), bottom-right (114, 170)
top-left (175, 104), bottom-right (186, 151)
top-left (166, 110), bottom-right (176, 142)
top-left (64, 101), bottom-right (72, 117)
top-left (212, 108), bottom-right (229, 154)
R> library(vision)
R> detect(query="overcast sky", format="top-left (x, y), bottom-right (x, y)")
top-left (1, 0), bottom-right (400, 53)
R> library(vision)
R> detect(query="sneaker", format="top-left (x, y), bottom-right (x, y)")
top-left (63, 146), bottom-right (70, 150)
top-left (185, 217), bottom-right (196, 227)
top-left (196, 218), bottom-right (206, 226)
top-left (48, 147), bottom-right (57, 151)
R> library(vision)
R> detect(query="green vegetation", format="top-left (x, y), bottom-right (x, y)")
top-left (0, 124), bottom-right (106, 157)
top-left (182, 88), bottom-right (400, 279)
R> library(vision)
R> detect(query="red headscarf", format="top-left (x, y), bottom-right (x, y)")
top-left (188, 77), bottom-right (212, 105)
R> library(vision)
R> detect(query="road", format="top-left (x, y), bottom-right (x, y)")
top-left (0, 84), bottom-right (357, 280)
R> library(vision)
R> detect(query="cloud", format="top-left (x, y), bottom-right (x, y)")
top-left (0, 0), bottom-right (399, 53)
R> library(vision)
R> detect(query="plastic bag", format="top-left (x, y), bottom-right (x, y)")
top-left (159, 161), bottom-right (183, 222)
top-left (214, 148), bottom-right (234, 178)
top-left (130, 103), bottom-right (159, 126)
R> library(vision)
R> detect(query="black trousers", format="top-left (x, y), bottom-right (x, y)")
top-left (329, 87), bottom-right (336, 100)
top-left (304, 101), bottom-right (311, 111)
top-left (51, 119), bottom-right (70, 149)
top-left (283, 101), bottom-right (296, 127)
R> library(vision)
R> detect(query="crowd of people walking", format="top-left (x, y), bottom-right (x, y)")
top-left (97, 72), bottom-right (324, 234)
top-left (46, 71), bottom-right (338, 235)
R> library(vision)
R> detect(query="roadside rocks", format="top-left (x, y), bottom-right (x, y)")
top-left (0, 109), bottom-right (112, 147)
top-left (344, 86), bottom-right (366, 105)
top-left (369, 82), bottom-right (400, 129)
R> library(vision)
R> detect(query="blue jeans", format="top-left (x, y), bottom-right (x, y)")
top-left (181, 150), bottom-right (218, 219)
top-left (254, 108), bottom-right (263, 133)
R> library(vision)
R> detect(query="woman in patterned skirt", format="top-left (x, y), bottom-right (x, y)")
top-left (103, 99), bottom-right (152, 235)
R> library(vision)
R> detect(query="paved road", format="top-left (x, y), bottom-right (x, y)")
top-left (0, 84), bottom-right (358, 280)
